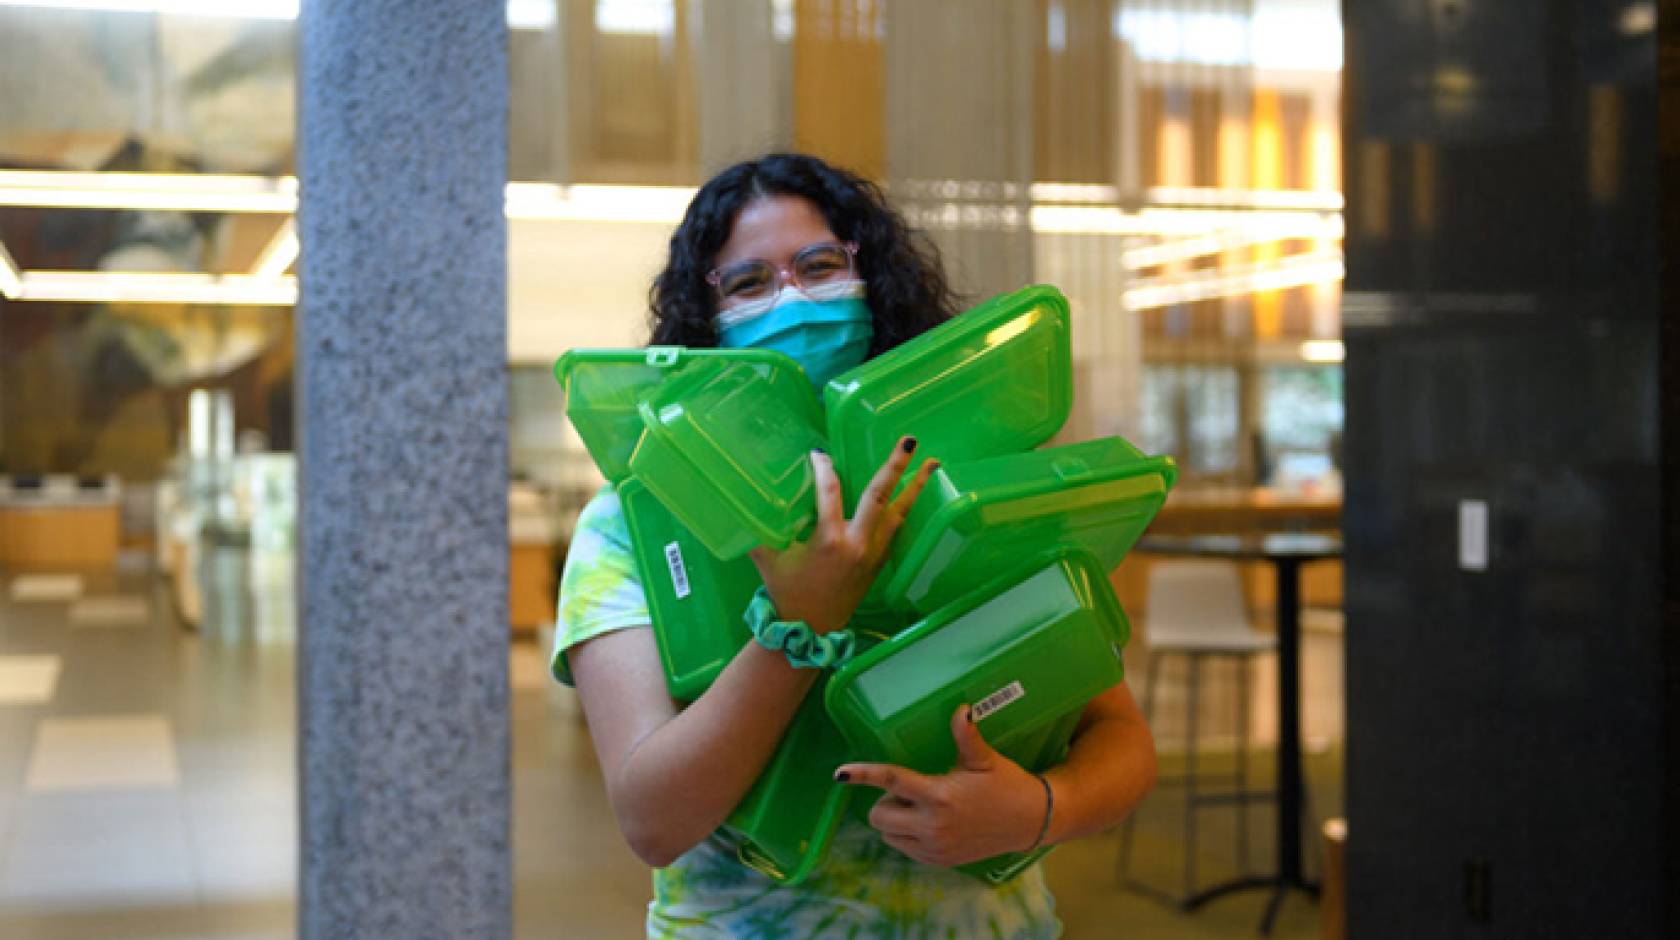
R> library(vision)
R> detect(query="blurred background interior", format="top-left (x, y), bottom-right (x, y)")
top-left (0, 1), bottom-right (1665, 938)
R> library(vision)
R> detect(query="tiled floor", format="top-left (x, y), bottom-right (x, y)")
top-left (8, 575), bottom-right (83, 604)
top-left (0, 547), bottom-right (1344, 939)
top-left (0, 657), bottom-right (60, 705)
top-left (24, 715), bottom-right (180, 791)
top-left (66, 596), bottom-right (150, 628)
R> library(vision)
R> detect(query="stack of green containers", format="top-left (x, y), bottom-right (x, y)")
top-left (554, 347), bottom-right (815, 702)
top-left (553, 285), bottom-right (1176, 886)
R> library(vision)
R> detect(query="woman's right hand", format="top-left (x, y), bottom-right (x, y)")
top-left (748, 437), bottom-right (937, 636)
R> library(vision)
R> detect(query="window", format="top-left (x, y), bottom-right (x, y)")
top-left (1261, 364), bottom-right (1343, 488)
top-left (1140, 364), bottom-right (1241, 478)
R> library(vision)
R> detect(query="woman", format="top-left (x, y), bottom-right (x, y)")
top-left (556, 153), bottom-right (1157, 938)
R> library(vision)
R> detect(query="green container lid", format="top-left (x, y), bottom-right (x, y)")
top-left (630, 357), bottom-right (827, 560)
top-left (826, 550), bottom-right (1130, 773)
top-left (618, 478), bottom-right (761, 702)
top-left (724, 680), bottom-right (855, 885)
top-left (825, 551), bottom-right (1132, 883)
top-left (554, 347), bottom-right (814, 484)
top-left (876, 436), bottom-right (1177, 614)
top-left (822, 285), bottom-right (1073, 510)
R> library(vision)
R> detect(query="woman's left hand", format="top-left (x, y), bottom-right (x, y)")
top-left (835, 705), bottom-right (1050, 868)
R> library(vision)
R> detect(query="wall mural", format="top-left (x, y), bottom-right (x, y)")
top-left (0, 9), bottom-right (296, 479)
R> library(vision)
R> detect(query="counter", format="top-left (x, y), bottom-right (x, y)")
top-left (0, 476), bottom-right (122, 569)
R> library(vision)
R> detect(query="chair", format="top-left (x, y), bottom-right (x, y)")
top-left (1119, 559), bottom-right (1277, 907)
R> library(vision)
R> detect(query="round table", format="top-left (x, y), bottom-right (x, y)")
top-left (1136, 532), bottom-right (1342, 934)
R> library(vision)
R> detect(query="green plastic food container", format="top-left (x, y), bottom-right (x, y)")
top-left (630, 356), bottom-right (827, 560)
top-left (824, 550), bottom-right (1133, 882)
top-left (822, 285), bottom-right (1073, 509)
top-left (617, 478), bottom-right (761, 702)
top-left (875, 435), bottom-right (1177, 614)
top-left (724, 681), bottom-right (855, 885)
top-left (554, 347), bottom-right (815, 484)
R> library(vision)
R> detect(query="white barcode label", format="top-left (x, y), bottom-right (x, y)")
top-left (971, 681), bottom-right (1025, 722)
top-left (663, 541), bottom-right (691, 599)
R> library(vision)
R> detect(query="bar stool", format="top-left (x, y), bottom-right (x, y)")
top-left (1119, 559), bottom-right (1277, 907)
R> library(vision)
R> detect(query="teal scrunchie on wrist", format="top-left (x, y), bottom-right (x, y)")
top-left (744, 585), bottom-right (855, 669)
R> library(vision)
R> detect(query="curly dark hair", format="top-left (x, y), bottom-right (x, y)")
top-left (649, 153), bottom-right (959, 356)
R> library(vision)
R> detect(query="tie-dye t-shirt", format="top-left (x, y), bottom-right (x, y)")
top-left (553, 484), bottom-right (1063, 939)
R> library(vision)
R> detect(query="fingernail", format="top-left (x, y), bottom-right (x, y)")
top-left (963, 705), bottom-right (974, 723)
top-left (901, 437), bottom-right (917, 453)
top-left (834, 770), bottom-right (851, 783)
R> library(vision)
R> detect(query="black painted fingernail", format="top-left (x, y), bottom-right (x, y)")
top-left (964, 705), bottom-right (975, 723)
top-left (834, 770), bottom-right (851, 783)
top-left (901, 437), bottom-right (917, 453)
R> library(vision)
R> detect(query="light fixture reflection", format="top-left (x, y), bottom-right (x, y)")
top-left (985, 315), bottom-right (1033, 348)
top-left (0, 172), bottom-right (1348, 307)
top-left (1299, 339), bottom-right (1345, 363)
top-left (250, 220), bottom-right (299, 277)
top-left (0, 242), bottom-right (22, 298)
top-left (1123, 251), bottom-right (1344, 311)
top-left (1146, 186), bottom-right (1344, 212)
top-left (1619, 2), bottom-right (1656, 35)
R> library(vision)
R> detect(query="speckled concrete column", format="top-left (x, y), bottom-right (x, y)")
top-left (295, 2), bottom-right (509, 938)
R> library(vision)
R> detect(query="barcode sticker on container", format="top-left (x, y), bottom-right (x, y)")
top-left (971, 681), bottom-right (1025, 722)
top-left (664, 541), bottom-right (691, 599)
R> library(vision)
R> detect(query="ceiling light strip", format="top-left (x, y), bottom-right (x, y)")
top-left (0, 171), bottom-right (299, 213)
top-left (16, 271), bottom-right (296, 305)
top-left (0, 1), bottom-right (554, 29)
top-left (0, 173), bottom-right (1348, 237)
top-left (1123, 251), bottom-right (1344, 311)
top-left (250, 219), bottom-right (299, 277)
top-left (505, 182), bottom-right (698, 223)
top-left (1145, 185), bottom-right (1344, 212)
top-left (1122, 216), bottom-right (1345, 270)
top-left (0, 241), bottom-right (22, 298)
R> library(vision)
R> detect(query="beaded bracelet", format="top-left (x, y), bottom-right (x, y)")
top-left (744, 585), bottom-right (856, 669)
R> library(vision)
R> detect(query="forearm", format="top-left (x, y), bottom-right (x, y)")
top-left (607, 641), bottom-right (817, 865)
top-left (1039, 684), bottom-right (1157, 846)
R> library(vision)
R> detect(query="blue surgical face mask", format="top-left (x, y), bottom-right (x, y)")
top-left (716, 279), bottom-right (874, 389)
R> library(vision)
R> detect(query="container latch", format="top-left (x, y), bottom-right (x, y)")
top-left (1051, 456), bottom-right (1091, 483)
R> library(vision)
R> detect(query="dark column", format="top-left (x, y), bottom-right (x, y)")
top-left (296, 1), bottom-right (510, 937)
top-left (1341, 1), bottom-right (1670, 937)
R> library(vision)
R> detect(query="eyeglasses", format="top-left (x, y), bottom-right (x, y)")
top-left (706, 241), bottom-right (858, 310)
